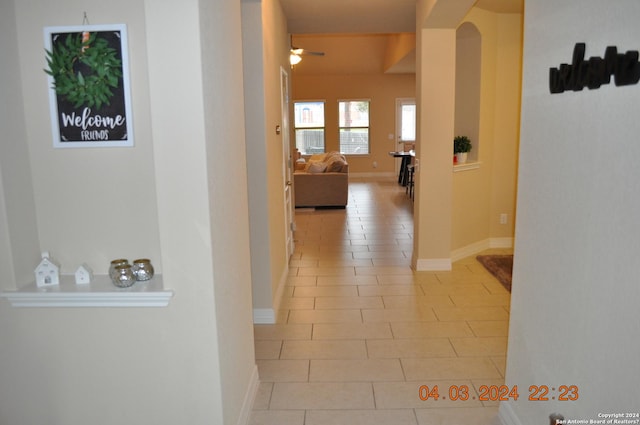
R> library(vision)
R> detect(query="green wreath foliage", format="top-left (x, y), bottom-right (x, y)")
top-left (45, 32), bottom-right (122, 110)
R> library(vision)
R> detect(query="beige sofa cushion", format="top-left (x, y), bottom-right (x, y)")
top-left (307, 161), bottom-right (327, 173)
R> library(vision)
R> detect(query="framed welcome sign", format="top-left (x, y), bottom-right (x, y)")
top-left (44, 24), bottom-right (133, 148)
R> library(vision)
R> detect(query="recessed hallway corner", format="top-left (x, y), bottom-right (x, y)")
top-left (251, 176), bottom-right (511, 425)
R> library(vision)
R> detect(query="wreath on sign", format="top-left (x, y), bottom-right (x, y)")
top-left (45, 31), bottom-right (122, 110)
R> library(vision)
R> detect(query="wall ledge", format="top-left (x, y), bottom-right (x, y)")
top-left (0, 275), bottom-right (173, 308)
top-left (453, 161), bottom-right (481, 172)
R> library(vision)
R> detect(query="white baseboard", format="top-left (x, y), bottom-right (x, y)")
top-left (498, 401), bottom-right (523, 425)
top-left (252, 308), bottom-right (275, 324)
top-left (252, 264), bottom-right (289, 324)
top-left (451, 239), bottom-right (491, 262)
top-left (417, 238), bottom-right (514, 270)
top-left (490, 237), bottom-right (514, 248)
top-left (237, 365), bottom-right (259, 425)
top-left (414, 258), bottom-right (452, 271)
top-left (451, 237), bottom-right (515, 262)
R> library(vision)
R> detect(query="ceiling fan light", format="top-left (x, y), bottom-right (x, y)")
top-left (289, 53), bottom-right (302, 65)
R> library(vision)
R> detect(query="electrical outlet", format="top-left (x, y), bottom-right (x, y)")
top-left (499, 213), bottom-right (508, 225)
top-left (372, 161), bottom-right (378, 168)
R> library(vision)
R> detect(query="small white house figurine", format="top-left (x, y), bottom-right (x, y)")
top-left (35, 251), bottom-right (60, 287)
top-left (75, 263), bottom-right (93, 284)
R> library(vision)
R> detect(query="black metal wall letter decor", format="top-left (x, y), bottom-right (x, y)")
top-left (549, 43), bottom-right (640, 94)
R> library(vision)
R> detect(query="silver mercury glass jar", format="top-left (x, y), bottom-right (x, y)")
top-left (132, 258), bottom-right (154, 281)
top-left (109, 258), bottom-right (129, 280)
top-left (112, 264), bottom-right (136, 288)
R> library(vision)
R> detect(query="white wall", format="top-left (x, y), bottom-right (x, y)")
top-left (242, 0), bottom-right (291, 322)
top-left (13, 0), bottom-right (161, 275)
top-left (0, 0), bottom-right (41, 287)
top-left (198, 0), bottom-right (258, 421)
top-left (0, 1), bottom-right (257, 424)
top-left (502, 0), bottom-right (640, 423)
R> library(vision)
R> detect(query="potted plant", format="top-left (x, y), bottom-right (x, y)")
top-left (454, 136), bottom-right (472, 164)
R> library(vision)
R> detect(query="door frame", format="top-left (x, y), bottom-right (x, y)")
top-left (395, 98), bottom-right (416, 177)
top-left (281, 67), bottom-right (295, 259)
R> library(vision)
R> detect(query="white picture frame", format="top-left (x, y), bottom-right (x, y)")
top-left (44, 24), bottom-right (134, 148)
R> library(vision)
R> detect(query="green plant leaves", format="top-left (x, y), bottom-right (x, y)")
top-left (44, 32), bottom-right (122, 110)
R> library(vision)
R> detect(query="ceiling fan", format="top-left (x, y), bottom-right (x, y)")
top-left (290, 35), bottom-right (324, 65)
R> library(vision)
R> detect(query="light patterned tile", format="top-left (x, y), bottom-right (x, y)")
top-left (252, 382), bottom-right (273, 410)
top-left (297, 266), bottom-right (356, 277)
top-left (256, 359), bottom-right (309, 382)
top-left (433, 307), bottom-right (509, 321)
top-left (374, 380), bottom-right (482, 409)
top-left (352, 251), bottom-right (408, 259)
top-left (254, 340), bottom-right (282, 360)
top-left (390, 322), bottom-right (474, 339)
top-left (401, 357), bottom-right (502, 380)
top-left (254, 324), bottom-right (312, 340)
top-left (366, 338), bottom-right (456, 359)
top-left (358, 285), bottom-right (423, 297)
top-left (312, 323), bottom-right (392, 340)
top-left (306, 409), bottom-right (418, 425)
top-left (279, 297), bottom-right (315, 310)
top-left (294, 286), bottom-right (359, 297)
top-left (491, 356), bottom-right (506, 377)
top-left (470, 379), bottom-right (506, 407)
top-left (355, 266), bottom-right (414, 276)
top-left (371, 258), bottom-right (412, 267)
top-left (421, 282), bottom-right (491, 296)
top-left (449, 337), bottom-right (508, 357)
top-left (249, 410), bottom-right (305, 425)
top-left (270, 383), bottom-right (374, 410)
top-left (309, 359), bottom-right (404, 381)
top-left (288, 309), bottom-right (363, 324)
top-left (383, 295), bottom-right (454, 308)
top-left (318, 259), bottom-right (374, 267)
top-left (415, 407), bottom-right (500, 425)
top-left (263, 180), bottom-right (514, 418)
top-left (362, 308), bottom-right (437, 323)
top-left (317, 275), bottom-right (379, 286)
top-left (286, 276), bottom-right (318, 287)
top-left (449, 294), bottom-right (511, 307)
top-left (315, 296), bottom-right (384, 310)
top-left (467, 321), bottom-right (509, 337)
top-left (281, 340), bottom-right (367, 359)
top-left (377, 275), bottom-right (420, 285)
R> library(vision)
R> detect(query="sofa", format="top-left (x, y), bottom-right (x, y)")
top-left (294, 152), bottom-right (349, 208)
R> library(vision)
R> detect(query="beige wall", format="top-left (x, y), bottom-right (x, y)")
top-left (292, 72), bottom-right (416, 175)
top-left (0, 0), bottom-right (40, 287)
top-left (0, 1), bottom-right (256, 424)
top-left (242, 0), bottom-right (291, 320)
top-left (262, 0), bottom-right (291, 310)
top-left (451, 9), bottom-right (522, 253)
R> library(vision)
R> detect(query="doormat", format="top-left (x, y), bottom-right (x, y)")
top-left (476, 255), bottom-right (513, 292)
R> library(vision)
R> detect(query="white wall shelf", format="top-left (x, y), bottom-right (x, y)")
top-left (453, 161), bottom-right (481, 172)
top-left (0, 274), bottom-right (173, 308)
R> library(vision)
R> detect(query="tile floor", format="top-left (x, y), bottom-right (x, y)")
top-left (250, 177), bottom-right (512, 425)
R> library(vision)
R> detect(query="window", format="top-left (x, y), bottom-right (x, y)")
top-left (398, 100), bottom-right (416, 143)
top-left (294, 101), bottom-right (325, 154)
top-left (339, 100), bottom-right (369, 154)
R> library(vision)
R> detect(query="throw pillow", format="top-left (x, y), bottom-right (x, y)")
top-left (326, 158), bottom-right (346, 172)
top-left (307, 161), bottom-right (327, 174)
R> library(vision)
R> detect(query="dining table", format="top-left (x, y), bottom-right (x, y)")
top-left (388, 150), bottom-right (415, 186)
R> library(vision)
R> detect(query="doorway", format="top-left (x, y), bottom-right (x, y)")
top-left (395, 98), bottom-right (416, 178)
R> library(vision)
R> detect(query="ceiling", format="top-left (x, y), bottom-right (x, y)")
top-left (280, 0), bottom-right (524, 34)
